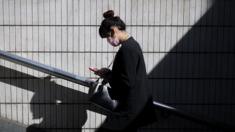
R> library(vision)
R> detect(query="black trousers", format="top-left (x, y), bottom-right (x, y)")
top-left (96, 98), bottom-right (157, 132)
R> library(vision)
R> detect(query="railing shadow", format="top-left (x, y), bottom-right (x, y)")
top-left (0, 64), bottom-right (107, 132)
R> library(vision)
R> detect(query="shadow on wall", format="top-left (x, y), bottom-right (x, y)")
top-left (147, 0), bottom-right (235, 131)
top-left (0, 64), bottom-right (107, 132)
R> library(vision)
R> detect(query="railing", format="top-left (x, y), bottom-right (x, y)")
top-left (153, 101), bottom-right (234, 131)
top-left (0, 49), bottom-right (234, 131)
top-left (0, 49), bottom-right (94, 88)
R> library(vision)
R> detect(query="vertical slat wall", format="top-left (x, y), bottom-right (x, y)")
top-left (0, 0), bottom-right (234, 132)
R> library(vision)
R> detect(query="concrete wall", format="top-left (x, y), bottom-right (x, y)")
top-left (0, 0), bottom-right (234, 131)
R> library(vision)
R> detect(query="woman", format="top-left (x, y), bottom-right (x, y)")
top-left (91, 10), bottom-right (157, 132)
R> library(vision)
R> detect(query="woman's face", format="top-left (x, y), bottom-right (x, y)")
top-left (107, 36), bottom-right (120, 47)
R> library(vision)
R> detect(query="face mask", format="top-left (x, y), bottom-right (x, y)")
top-left (107, 37), bottom-right (120, 47)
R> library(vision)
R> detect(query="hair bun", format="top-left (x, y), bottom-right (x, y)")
top-left (103, 10), bottom-right (114, 19)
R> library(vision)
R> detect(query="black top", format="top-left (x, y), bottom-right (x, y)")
top-left (110, 37), bottom-right (149, 112)
top-left (103, 37), bottom-right (156, 130)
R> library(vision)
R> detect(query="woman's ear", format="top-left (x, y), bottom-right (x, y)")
top-left (110, 26), bottom-right (119, 37)
top-left (110, 28), bottom-right (115, 37)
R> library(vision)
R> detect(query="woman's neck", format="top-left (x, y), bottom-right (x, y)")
top-left (119, 32), bottom-right (130, 43)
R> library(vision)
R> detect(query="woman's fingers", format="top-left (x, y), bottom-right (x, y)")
top-left (89, 67), bottom-right (98, 72)
top-left (90, 68), bottom-right (110, 77)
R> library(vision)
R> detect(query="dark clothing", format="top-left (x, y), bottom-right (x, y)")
top-left (97, 37), bottom-right (157, 131)
top-left (110, 37), bottom-right (152, 115)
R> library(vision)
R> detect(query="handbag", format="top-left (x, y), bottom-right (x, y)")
top-left (89, 79), bottom-right (118, 111)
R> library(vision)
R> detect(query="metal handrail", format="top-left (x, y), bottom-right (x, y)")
top-left (153, 101), bottom-right (234, 130)
top-left (0, 49), bottom-right (94, 87)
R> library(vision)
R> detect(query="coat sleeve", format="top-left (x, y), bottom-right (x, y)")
top-left (108, 47), bottom-right (139, 101)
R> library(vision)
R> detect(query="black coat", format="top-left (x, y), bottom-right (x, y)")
top-left (99, 37), bottom-right (157, 131)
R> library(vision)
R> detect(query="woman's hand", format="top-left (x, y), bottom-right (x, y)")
top-left (89, 67), bottom-right (111, 79)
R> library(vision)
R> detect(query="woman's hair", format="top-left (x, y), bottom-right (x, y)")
top-left (99, 10), bottom-right (126, 38)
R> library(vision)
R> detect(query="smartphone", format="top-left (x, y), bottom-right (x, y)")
top-left (89, 67), bottom-right (98, 72)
